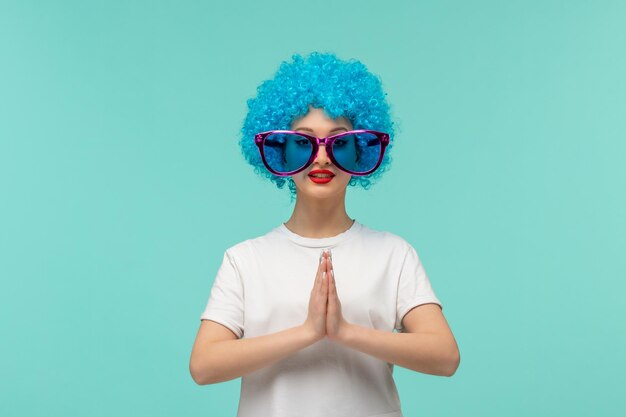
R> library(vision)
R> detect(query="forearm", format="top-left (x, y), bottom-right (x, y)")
top-left (339, 323), bottom-right (459, 376)
top-left (195, 325), bottom-right (318, 385)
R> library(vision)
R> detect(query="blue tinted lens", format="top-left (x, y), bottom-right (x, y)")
top-left (332, 133), bottom-right (381, 173)
top-left (263, 133), bottom-right (312, 173)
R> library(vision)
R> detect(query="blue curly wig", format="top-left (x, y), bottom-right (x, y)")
top-left (240, 51), bottom-right (396, 201)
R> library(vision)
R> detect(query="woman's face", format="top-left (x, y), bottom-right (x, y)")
top-left (289, 106), bottom-right (353, 198)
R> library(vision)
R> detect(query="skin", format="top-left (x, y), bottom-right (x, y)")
top-left (189, 106), bottom-right (460, 385)
top-left (284, 105), bottom-right (356, 239)
top-left (285, 105), bottom-right (357, 342)
top-left (303, 251), bottom-right (347, 342)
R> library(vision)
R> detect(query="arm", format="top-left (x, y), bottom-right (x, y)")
top-left (190, 321), bottom-right (319, 385)
top-left (192, 249), bottom-right (331, 385)
top-left (338, 303), bottom-right (460, 377)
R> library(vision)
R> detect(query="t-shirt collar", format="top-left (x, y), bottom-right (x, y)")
top-left (275, 219), bottom-right (362, 248)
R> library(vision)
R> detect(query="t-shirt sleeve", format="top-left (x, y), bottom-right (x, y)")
top-left (199, 249), bottom-right (244, 338)
top-left (395, 244), bottom-right (443, 332)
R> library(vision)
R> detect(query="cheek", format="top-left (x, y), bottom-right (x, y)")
top-left (334, 172), bottom-right (352, 185)
top-left (292, 173), bottom-right (306, 184)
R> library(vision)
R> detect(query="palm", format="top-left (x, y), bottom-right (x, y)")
top-left (324, 252), bottom-right (347, 340)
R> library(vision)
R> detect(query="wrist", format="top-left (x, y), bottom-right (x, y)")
top-left (336, 321), bottom-right (355, 345)
top-left (299, 324), bottom-right (322, 345)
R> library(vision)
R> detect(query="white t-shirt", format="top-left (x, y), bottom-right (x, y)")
top-left (200, 219), bottom-right (443, 417)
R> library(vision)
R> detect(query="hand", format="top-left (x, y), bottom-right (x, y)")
top-left (324, 250), bottom-right (350, 342)
top-left (303, 252), bottom-right (329, 342)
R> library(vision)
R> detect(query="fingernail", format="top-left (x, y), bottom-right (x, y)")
top-left (319, 250), bottom-right (327, 264)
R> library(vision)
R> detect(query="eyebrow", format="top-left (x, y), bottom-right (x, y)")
top-left (294, 127), bottom-right (349, 133)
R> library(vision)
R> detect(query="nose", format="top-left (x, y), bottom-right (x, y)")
top-left (314, 144), bottom-right (331, 166)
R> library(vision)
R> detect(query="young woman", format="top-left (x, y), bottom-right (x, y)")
top-left (190, 52), bottom-right (460, 417)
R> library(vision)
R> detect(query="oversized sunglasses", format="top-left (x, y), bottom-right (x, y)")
top-left (254, 129), bottom-right (390, 176)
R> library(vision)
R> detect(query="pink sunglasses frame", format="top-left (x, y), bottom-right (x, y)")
top-left (254, 129), bottom-right (390, 177)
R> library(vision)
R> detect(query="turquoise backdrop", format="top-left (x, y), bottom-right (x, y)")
top-left (1, 1), bottom-right (624, 416)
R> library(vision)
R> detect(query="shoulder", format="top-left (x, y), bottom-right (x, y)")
top-left (357, 223), bottom-right (413, 253)
top-left (222, 227), bottom-right (283, 259)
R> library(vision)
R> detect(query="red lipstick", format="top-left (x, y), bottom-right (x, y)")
top-left (308, 169), bottom-right (335, 184)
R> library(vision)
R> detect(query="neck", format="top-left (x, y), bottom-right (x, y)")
top-left (283, 188), bottom-right (353, 239)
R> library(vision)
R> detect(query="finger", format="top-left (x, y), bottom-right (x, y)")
top-left (328, 256), bottom-right (338, 298)
top-left (327, 253), bottom-right (333, 278)
top-left (319, 250), bottom-right (330, 295)
top-left (329, 268), bottom-right (336, 300)
top-left (321, 262), bottom-right (329, 299)
top-left (315, 256), bottom-right (325, 294)
top-left (312, 255), bottom-right (324, 297)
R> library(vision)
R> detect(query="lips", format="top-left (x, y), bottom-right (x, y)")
top-left (308, 169), bottom-right (335, 184)
top-left (308, 169), bottom-right (335, 178)
top-left (309, 175), bottom-right (333, 184)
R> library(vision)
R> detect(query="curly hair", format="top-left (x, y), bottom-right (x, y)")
top-left (239, 51), bottom-right (397, 202)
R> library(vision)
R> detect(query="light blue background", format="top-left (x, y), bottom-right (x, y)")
top-left (1, 1), bottom-right (624, 416)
